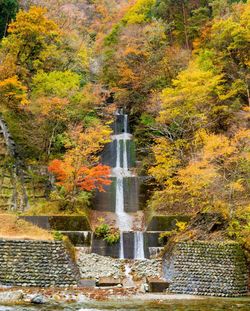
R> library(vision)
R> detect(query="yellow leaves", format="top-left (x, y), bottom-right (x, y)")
top-left (202, 133), bottom-right (235, 162)
top-left (229, 180), bottom-right (245, 193)
top-left (233, 129), bottom-right (250, 146)
top-left (124, 46), bottom-right (147, 57)
top-left (158, 61), bottom-right (224, 124)
top-left (65, 124), bottom-right (112, 165)
top-left (8, 6), bottom-right (59, 39)
top-left (123, 0), bottom-right (156, 25)
top-left (149, 137), bottom-right (180, 183)
top-left (0, 76), bottom-right (28, 108)
top-left (176, 221), bottom-right (187, 232)
top-left (118, 62), bottom-right (139, 85)
top-left (178, 160), bottom-right (218, 195)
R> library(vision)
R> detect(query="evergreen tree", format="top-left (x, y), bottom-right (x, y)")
top-left (0, 0), bottom-right (19, 38)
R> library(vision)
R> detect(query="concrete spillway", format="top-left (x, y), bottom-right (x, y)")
top-left (94, 109), bottom-right (145, 259)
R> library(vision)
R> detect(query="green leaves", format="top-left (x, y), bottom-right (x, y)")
top-left (0, 0), bottom-right (19, 38)
top-left (32, 71), bottom-right (81, 98)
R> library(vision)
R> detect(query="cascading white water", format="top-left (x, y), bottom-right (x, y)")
top-left (112, 110), bottom-right (133, 258)
top-left (134, 231), bottom-right (145, 260)
top-left (112, 110), bottom-right (145, 259)
top-left (119, 231), bottom-right (124, 259)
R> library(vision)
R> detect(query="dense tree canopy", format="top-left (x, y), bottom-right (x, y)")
top-left (0, 0), bottom-right (249, 248)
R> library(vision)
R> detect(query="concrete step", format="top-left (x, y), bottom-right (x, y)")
top-left (97, 277), bottom-right (122, 287)
top-left (147, 277), bottom-right (170, 293)
top-left (79, 279), bottom-right (96, 287)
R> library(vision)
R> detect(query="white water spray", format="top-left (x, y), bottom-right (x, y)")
top-left (134, 232), bottom-right (145, 260)
top-left (112, 110), bottom-right (145, 259)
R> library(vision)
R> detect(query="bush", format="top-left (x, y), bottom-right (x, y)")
top-left (95, 223), bottom-right (110, 238)
top-left (95, 218), bottom-right (120, 244)
top-left (158, 231), bottom-right (176, 245)
top-left (53, 230), bottom-right (63, 241)
top-left (176, 221), bottom-right (187, 231)
top-left (104, 228), bottom-right (120, 245)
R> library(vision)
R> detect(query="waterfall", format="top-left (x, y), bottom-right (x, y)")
top-left (134, 232), bottom-right (145, 260)
top-left (112, 110), bottom-right (133, 258)
top-left (119, 232), bottom-right (124, 259)
top-left (116, 139), bottom-right (121, 168)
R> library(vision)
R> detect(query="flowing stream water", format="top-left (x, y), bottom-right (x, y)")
top-left (1, 297), bottom-right (250, 310)
top-left (112, 110), bottom-right (145, 259)
top-left (134, 232), bottom-right (145, 260)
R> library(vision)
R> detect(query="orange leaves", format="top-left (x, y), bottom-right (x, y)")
top-left (33, 96), bottom-right (69, 120)
top-left (48, 159), bottom-right (111, 193)
top-left (77, 165), bottom-right (112, 192)
top-left (48, 159), bottom-right (69, 187)
top-left (48, 124), bottom-right (112, 195)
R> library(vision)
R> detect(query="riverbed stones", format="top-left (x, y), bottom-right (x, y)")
top-left (76, 252), bottom-right (123, 280)
top-left (164, 241), bottom-right (248, 297)
top-left (131, 259), bottom-right (163, 280)
top-left (0, 290), bottom-right (23, 303)
top-left (0, 239), bottom-right (79, 287)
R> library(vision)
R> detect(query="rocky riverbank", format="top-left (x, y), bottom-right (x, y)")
top-left (0, 287), bottom-right (206, 306)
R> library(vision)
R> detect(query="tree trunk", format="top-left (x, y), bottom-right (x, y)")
top-left (182, 2), bottom-right (190, 49)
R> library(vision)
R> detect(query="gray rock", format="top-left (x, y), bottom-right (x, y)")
top-left (31, 294), bottom-right (46, 304)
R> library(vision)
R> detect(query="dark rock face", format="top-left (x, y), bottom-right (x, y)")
top-left (93, 177), bottom-right (116, 212)
top-left (164, 241), bottom-right (248, 297)
top-left (0, 239), bottom-right (79, 287)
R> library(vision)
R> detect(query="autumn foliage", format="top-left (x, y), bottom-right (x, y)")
top-left (48, 160), bottom-right (111, 193)
top-left (48, 124), bottom-right (112, 202)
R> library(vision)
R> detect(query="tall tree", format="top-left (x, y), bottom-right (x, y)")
top-left (0, 0), bottom-right (19, 38)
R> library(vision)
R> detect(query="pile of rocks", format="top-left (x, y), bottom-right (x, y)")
top-left (76, 251), bottom-right (164, 283)
top-left (76, 252), bottom-right (124, 280)
top-left (131, 259), bottom-right (163, 280)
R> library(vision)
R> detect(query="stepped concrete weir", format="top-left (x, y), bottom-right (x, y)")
top-left (94, 109), bottom-right (146, 259)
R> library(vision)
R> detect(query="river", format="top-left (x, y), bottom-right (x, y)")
top-left (1, 297), bottom-right (250, 311)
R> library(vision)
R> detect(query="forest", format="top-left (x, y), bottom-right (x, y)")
top-left (0, 0), bottom-right (249, 256)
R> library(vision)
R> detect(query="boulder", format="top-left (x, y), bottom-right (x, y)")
top-left (31, 294), bottom-right (46, 304)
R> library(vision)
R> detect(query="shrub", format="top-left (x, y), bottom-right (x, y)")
top-left (95, 218), bottom-right (120, 244)
top-left (104, 228), bottom-right (120, 245)
top-left (158, 231), bottom-right (176, 245)
top-left (176, 221), bottom-right (187, 231)
top-left (95, 223), bottom-right (110, 238)
top-left (53, 230), bottom-right (63, 241)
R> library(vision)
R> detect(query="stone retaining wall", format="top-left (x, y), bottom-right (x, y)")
top-left (164, 241), bottom-right (248, 297)
top-left (0, 239), bottom-right (79, 287)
